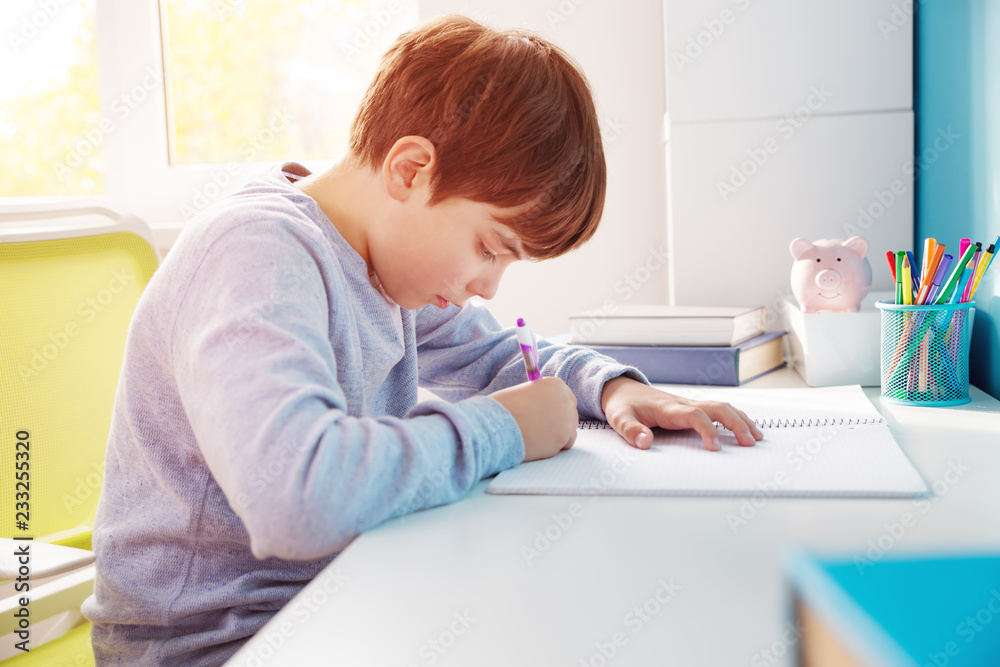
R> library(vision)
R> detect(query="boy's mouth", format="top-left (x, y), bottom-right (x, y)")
top-left (436, 295), bottom-right (449, 309)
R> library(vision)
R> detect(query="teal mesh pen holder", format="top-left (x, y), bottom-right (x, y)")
top-left (875, 301), bottom-right (974, 406)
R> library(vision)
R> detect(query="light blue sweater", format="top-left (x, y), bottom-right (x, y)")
top-left (80, 162), bottom-right (646, 665)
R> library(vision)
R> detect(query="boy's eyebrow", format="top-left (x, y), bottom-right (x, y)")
top-left (491, 229), bottom-right (527, 261)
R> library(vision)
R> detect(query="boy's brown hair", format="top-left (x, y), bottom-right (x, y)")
top-left (349, 15), bottom-right (605, 260)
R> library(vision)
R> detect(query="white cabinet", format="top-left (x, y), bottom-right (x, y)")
top-left (664, 0), bottom-right (914, 309)
top-left (669, 110), bottom-right (913, 309)
top-left (664, 0), bottom-right (912, 122)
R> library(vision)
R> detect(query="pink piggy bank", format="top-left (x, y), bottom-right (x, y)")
top-left (789, 236), bottom-right (872, 313)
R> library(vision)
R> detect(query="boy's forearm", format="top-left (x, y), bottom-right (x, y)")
top-left (215, 398), bottom-right (524, 561)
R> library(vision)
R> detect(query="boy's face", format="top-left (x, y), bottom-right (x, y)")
top-left (369, 195), bottom-right (526, 311)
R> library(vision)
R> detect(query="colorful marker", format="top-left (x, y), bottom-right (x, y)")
top-left (958, 238), bottom-right (971, 262)
top-left (959, 243), bottom-right (981, 302)
top-left (969, 236), bottom-right (998, 299)
top-left (925, 253), bottom-right (952, 305)
top-left (934, 242), bottom-right (978, 304)
top-left (901, 256), bottom-right (913, 305)
top-left (917, 243), bottom-right (945, 304)
top-left (886, 250), bottom-right (897, 281)
top-left (905, 250), bottom-right (919, 297)
top-left (921, 237), bottom-right (937, 285)
top-left (951, 258), bottom-right (974, 304)
top-left (895, 251), bottom-right (905, 304)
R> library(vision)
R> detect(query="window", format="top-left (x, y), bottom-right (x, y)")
top-left (1, 0), bottom-right (102, 197)
top-left (1, 0), bottom-right (418, 224)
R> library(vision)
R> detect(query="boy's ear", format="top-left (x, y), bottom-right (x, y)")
top-left (383, 136), bottom-right (436, 202)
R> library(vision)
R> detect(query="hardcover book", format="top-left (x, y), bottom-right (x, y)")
top-left (569, 305), bottom-right (766, 346)
top-left (569, 331), bottom-right (786, 386)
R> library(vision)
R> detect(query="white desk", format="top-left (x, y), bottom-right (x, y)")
top-left (227, 369), bottom-right (1000, 666)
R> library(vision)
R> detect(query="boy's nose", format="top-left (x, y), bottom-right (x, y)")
top-left (469, 272), bottom-right (501, 301)
top-left (471, 284), bottom-right (497, 300)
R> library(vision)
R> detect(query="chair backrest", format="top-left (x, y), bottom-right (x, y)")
top-left (0, 201), bottom-right (160, 549)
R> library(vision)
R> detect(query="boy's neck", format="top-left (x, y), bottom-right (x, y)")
top-left (294, 157), bottom-right (377, 272)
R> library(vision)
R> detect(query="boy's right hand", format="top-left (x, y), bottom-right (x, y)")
top-left (489, 377), bottom-right (578, 463)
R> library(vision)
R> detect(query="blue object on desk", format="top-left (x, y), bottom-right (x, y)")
top-left (787, 550), bottom-right (1000, 666)
top-left (567, 331), bottom-right (786, 386)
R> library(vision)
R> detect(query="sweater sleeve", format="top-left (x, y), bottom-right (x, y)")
top-left (415, 301), bottom-right (651, 420)
top-left (169, 222), bottom-right (524, 562)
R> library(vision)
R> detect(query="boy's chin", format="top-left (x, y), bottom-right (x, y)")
top-left (420, 295), bottom-right (452, 310)
top-left (388, 290), bottom-right (451, 310)
top-left (392, 293), bottom-right (438, 310)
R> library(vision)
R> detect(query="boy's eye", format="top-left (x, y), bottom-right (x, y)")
top-left (480, 243), bottom-right (497, 264)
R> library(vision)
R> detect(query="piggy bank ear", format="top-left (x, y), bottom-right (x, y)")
top-left (843, 236), bottom-right (869, 259)
top-left (789, 238), bottom-right (813, 260)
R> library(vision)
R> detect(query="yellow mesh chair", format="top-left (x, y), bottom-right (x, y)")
top-left (0, 201), bottom-right (161, 663)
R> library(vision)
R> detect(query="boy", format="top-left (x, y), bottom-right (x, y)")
top-left (82, 14), bottom-right (761, 665)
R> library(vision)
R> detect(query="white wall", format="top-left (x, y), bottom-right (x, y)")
top-left (418, 0), bottom-right (668, 338)
top-left (663, 0), bottom-right (914, 322)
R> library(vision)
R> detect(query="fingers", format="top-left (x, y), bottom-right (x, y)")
top-left (695, 401), bottom-right (760, 447)
top-left (736, 407), bottom-right (764, 441)
top-left (616, 419), bottom-right (654, 450)
top-left (617, 407), bottom-right (720, 451)
top-left (654, 402), bottom-right (756, 451)
top-left (611, 399), bottom-right (762, 453)
top-left (682, 409), bottom-right (722, 451)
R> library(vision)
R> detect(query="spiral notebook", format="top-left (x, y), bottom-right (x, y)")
top-left (486, 386), bottom-right (929, 498)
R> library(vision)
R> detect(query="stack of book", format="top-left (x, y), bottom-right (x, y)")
top-left (563, 305), bottom-right (786, 386)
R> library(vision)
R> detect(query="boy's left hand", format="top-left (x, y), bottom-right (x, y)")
top-left (599, 376), bottom-right (763, 452)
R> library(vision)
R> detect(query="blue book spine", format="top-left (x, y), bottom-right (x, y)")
top-left (576, 331), bottom-right (785, 386)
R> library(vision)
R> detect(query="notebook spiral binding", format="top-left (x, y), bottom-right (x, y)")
top-left (578, 416), bottom-right (886, 430)
top-left (579, 420), bottom-right (614, 429)
top-left (747, 417), bottom-right (886, 427)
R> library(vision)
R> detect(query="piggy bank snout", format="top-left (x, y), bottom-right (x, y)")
top-left (814, 269), bottom-right (842, 290)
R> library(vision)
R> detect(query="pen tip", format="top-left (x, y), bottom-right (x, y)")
top-left (516, 318), bottom-right (525, 327)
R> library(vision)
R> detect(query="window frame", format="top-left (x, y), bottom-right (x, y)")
top-left (1, 0), bottom-right (339, 226)
top-left (93, 0), bottom-right (337, 226)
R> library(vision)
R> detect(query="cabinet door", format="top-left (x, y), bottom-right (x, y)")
top-left (669, 110), bottom-right (914, 309)
top-left (664, 0), bottom-right (912, 123)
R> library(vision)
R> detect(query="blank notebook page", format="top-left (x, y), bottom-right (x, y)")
top-left (486, 386), bottom-right (929, 498)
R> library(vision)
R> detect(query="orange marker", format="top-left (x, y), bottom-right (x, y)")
top-left (916, 243), bottom-right (945, 305)
top-left (919, 237), bottom-right (937, 291)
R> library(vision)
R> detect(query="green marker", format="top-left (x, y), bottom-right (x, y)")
top-left (934, 242), bottom-right (978, 305)
top-left (895, 251), bottom-right (905, 305)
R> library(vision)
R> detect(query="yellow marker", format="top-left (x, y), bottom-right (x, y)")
top-left (901, 256), bottom-right (913, 305)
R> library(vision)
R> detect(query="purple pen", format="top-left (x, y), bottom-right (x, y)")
top-left (925, 253), bottom-right (953, 305)
top-left (515, 318), bottom-right (541, 381)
